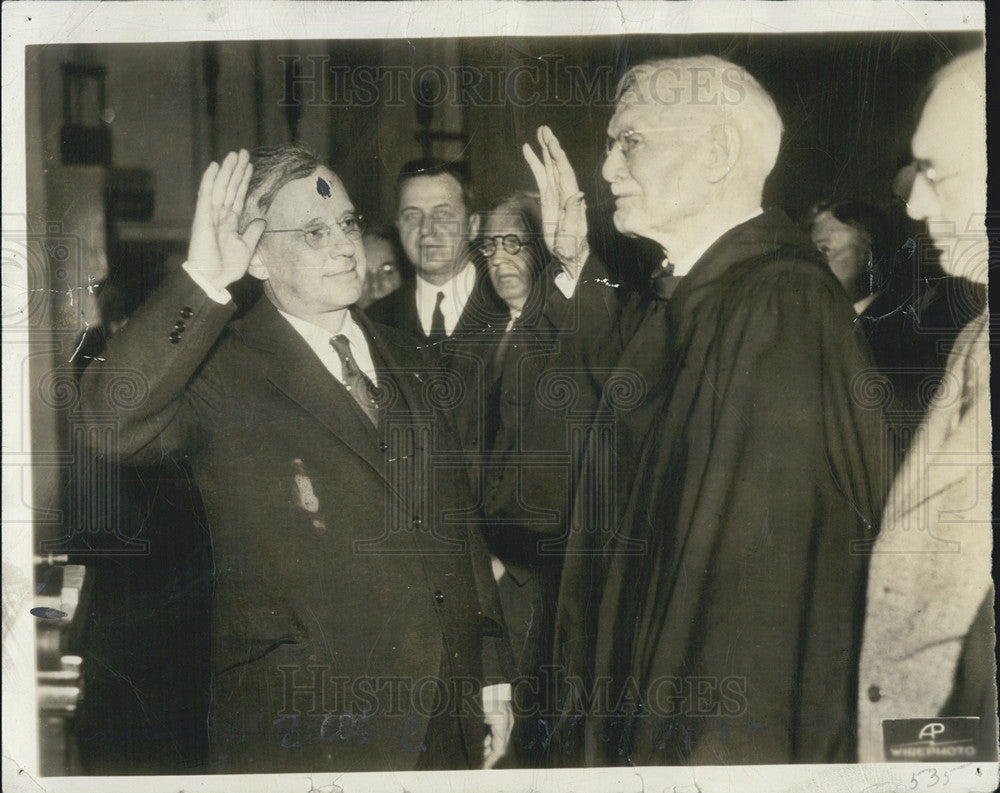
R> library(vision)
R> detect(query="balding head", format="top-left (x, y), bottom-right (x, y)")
top-left (907, 47), bottom-right (986, 283)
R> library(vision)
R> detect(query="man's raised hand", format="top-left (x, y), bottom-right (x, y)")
top-left (187, 150), bottom-right (266, 291)
top-left (522, 126), bottom-right (589, 276)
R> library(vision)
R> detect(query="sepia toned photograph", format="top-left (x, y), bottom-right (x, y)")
top-left (2, 2), bottom-right (994, 791)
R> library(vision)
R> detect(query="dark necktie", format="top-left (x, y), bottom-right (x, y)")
top-left (429, 291), bottom-right (447, 341)
top-left (491, 316), bottom-right (518, 384)
top-left (650, 261), bottom-right (682, 301)
top-left (329, 334), bottom-right (379, 427)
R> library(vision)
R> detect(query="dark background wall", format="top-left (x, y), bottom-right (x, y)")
top-left (24, 31), bottom-right (983, 548)
top-left (29, 32), bottom-right (982, 230)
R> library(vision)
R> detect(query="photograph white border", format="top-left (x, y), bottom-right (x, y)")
top-left (3, 2), bottom-right (993, 792)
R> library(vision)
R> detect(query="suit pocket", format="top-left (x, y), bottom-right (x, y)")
top-left (214, 602), bottom-right (310, 676)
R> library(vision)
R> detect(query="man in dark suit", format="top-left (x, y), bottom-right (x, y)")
top-left (366, 160), bottom-right (510, 456)
top-left (79, 145), bottom-right (513, 773)
top-left (366, 158), bottom-right (507, 342)
top-left (522, 55), bottom-right (886, 765)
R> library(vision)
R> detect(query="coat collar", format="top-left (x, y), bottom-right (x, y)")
top-left (231, 297), bottom-right (421, 490)
top-left (674, 207), bottom-right (824, 298)
top-left (388, 265), bottom-right (509, 339)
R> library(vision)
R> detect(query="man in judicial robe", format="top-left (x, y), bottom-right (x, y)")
top-left (79, 146), bottom-right (513, 772)
top-left (523, 55), bottom-right (887, 765)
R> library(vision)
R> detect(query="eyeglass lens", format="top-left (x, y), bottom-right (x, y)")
top-left (483, 235), bottom-right (523, 255)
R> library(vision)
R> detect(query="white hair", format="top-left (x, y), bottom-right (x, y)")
top-left (616, 55), bottom-right (783, 193)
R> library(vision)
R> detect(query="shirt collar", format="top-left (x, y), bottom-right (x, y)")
top-left (853, 292), bottom-right (878, 316)
top-left (414, 261), bottom-right (477, 336)
top-left (276, 308), bottom-right (377, 384)
top-left (667, 208), bottom-right (765, 275)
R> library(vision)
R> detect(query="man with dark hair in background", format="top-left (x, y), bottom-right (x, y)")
top-left (809, 198), bottom-right (985, 452)
top-left (79, 145), bottom-right (513, 773)
top-left (366, 158), bottom-right (507, 342)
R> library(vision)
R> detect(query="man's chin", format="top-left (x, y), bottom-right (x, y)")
top-left (329, 278), bottom-right (364, 307)
top-left (612, 210), bottom-right (642, 239)
top-left (933, 236), bottom-right (989, 283)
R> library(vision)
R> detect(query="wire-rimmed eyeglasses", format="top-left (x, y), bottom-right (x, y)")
top-left (261, 214), bottom-right (365, 250)
top-left (605, 129), bottom-right (642, 157)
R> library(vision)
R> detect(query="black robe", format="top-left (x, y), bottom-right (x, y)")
top-left (553, 209), bottom-right (886, 766)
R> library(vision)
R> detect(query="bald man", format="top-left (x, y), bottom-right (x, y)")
top-left (857, 47), bottom-right (995, 764)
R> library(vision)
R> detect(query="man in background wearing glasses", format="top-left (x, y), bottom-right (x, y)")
top-left (79, 144), bottom-right (513, 773)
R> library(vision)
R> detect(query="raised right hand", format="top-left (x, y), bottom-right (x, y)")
top-left (186, 149), bottom-right (266, 291)
top-left (522, 126), bottom-right (589, 276)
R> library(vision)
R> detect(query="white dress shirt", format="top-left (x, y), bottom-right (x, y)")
top-left (414, 262), bottom-right (477, 336)
top-left (553, 208), bottom-right (764, 297)
top-left (277, 310), bottom-right (378, 386)
top-left (183, 262), bottom-right (377, 385)
top-left (853, 292), bottom-right (877, 316)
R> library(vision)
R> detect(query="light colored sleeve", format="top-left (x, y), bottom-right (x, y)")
top-left (482, 683), bottom-right (513, 716)
top-left (182, 262), bottom-right (233, 305)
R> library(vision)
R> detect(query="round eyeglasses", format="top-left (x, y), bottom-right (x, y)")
top-left (261, 214), bottom-right (365, 250)
top-left (481, 234), bottom-right (526, 257)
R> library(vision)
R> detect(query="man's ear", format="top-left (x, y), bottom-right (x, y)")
top-left (704, 123), bottom-right (741, 184)
top-left (467, 212), bottom-right (481, 239)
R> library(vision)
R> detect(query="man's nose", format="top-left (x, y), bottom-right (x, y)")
top-left (327, 229), bottom-right (357, 258)
top-left (601, 146), bottom-right (626, 184)
top-left (906, 173), bottom-right (938, 222)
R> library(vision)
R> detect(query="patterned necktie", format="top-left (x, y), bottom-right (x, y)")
top-left (329, 335), bottom-right (379, 427)
top-left (429, 291), bottom-right (447, 341)
top-left (650, 261), bottom-right (681, 301)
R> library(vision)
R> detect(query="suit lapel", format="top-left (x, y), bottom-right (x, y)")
top-left (354, 308), bottom-right (426, 418)
top-left (398, 282), bottom-right (425, 339)
top-left (236, 298), bottom-right (388, 482)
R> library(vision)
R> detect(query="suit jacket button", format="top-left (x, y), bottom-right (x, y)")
top-left (169, 331), bottom-right (181, 343)
top-left (180, 307), bottom-right (193, 318)
top-left (434, 590), bottom-right (444, 604)
top-left (867, 685), bottom-right (882, 703)
top-left (174, 320), bottom-right (186, 331)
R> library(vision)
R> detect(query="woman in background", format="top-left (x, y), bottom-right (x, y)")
top-left (358, 224), bottom-right (406, 309)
